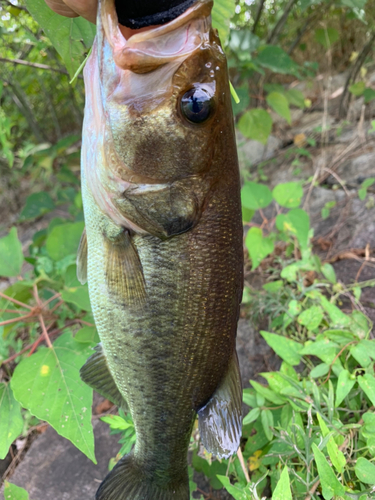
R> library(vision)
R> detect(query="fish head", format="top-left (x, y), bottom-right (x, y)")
top-left (94, 0), bottom-right (232, 184)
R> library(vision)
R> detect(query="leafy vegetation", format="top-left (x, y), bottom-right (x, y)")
top-left (1, 0), bottom-right (375, 498)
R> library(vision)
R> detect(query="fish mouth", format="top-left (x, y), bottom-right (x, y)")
top-left (100, 0), bottom-right (213, 73)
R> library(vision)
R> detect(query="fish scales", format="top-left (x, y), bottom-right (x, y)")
top-left (79, 0), bottom-right (244, 498)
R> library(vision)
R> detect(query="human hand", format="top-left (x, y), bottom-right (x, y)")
top-left (44, 0), bottom-right (97, 23)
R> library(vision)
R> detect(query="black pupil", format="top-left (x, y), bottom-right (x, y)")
top-left (181, 88), bottom-right (212, 123)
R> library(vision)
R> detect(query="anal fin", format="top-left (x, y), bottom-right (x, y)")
top-left (197, 353), bottom-right (242, 459)
top-left (105, 230), bottom-right (146, 307)
top-left (80, 343), bottom-right (128, 412)
top-left (76, 228), bottom-right (88, 285)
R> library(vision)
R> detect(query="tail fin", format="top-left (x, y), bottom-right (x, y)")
top-left (96, 452), bottom-right (189, 500)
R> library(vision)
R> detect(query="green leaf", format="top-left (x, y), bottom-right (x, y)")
top-left (243, 407), bottom-right (261, 425)
top-left (0, 228), bottom-right (23, 278)
top-left (61, 286), bottom-right (91, 312)
top-left (211, 0), bottom-right (235, 44)
top-left (261, 331), bottom-right (302, 366)
top-left (3, 482), bottom-right (29, 500)
top-left (355, 457), bottom-right (375, 484)
top-left (19, 192), bottom-right (55, 222)
top-left (266, 92), bottom-right (291, 124)
top-left (261, 409), bottom-right (274, 441)
top-left (272, 182), bottom-right (303, 208)
top-left (319, 296), bottom-right (351, 328)
top-left (297, 306), bottom-right (323, 330)
top-left (74, 326), bottom-right (99, 344)
top-left (24, 0), bottom-right (95, 77)
top-left (351, 342), bottom-right (372, 367)
top-left (300, 338), bottom-right (338, 364)
top-left (316, 414), bottom-right (345, 473)
top-left (321, 263), bottom-right (337, 284)
top-left (335, 369), bottom-right (356, 407)
top-left (238, 108), bottom-right (272, 144)
top-left (241, 182), bottom-right (273, 210)
top-left (312, 444), bottom-right (345, 499)
top-left (256, 46), bottom-right (300, 76)
top-left (358, 374), bottom-right (375, 407)
top-left (275, 208), bottom-right (310, 250)
top-left (0, 384), bottom-right (23, 460)
top-left (46, 222), bottom-right (84, 261)
top-left (242, 206), bottom-right (255, 223)
top-left (310, 363), bottom-right (329, 378)
top-left (349, 81), bottom-right (366, 97)
top-left (272, 467), bottom-right (292, 500)
top-left (11, 332), bottom-right (96, 463)
top-left (251, 381), bottom-right (285, 405)
top-left (285, 89), bottom-right (305, 109)
top-left (217, 476), bottom-right (247, 500)
top-left (364, 88), bottom-right (375, 103)
top-left (315, 28), bottom-right (339, 49)
top-left (245, 227), bottom-right (274, 270)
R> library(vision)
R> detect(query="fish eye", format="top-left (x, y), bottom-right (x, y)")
top-left (180, 86), bottom-right (214, 124)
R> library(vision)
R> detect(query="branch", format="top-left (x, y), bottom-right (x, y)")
top-left (252, 0), bottom-right (266, 34)
top-left (0, 57), bottom-right (72, 76)
top-left (339, 31), bottom-right (375, 118)
top-left (267, 0), bottom-right (299, 45)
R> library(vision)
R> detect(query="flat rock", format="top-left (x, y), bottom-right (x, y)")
top-left (0, 420), bottom-right (120, 500)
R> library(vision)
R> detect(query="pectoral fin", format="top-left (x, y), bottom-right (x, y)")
top-left (105, 231), bottom-right (146, 307)
top-left (197, 353), bottom-right (242, 459)
top-left (80, 343), bottom-right (129, 412)
top-left (76, 228), bottom-right (88, 285)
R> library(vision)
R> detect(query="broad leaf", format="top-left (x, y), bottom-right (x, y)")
top-left (238, 109), bottom-right (273, 144)
top-left (3, 482), bottom-right (29, 500)
top-left (241, 182), bottom-right (273, 210)
top-left (266, 92), bottom-right (291, 124)
top-left (275, 208), bottom-right (310, 250)
top-left (358, 374), bottom-right (375, 407)
top-left (0, 384), bottom-right (23, 459)
top-left (312, 444), bottom-right (345, 499)
top-left (46, 222), bottom-right (84, 261)
top-left (11, 332), bottom-right (96, 462)
top-left (19, 192), bottom-right (55, 222)
top-left (272, 467), bottom-right (292, 500)
top-left (0, 228), bottom-right (23, 278)
top-left (272, 182), bottom-right (303, 208)
top-left (355, 457), bottom-right (375, 484)
top-left (261, 331), bottom-right (302, 366)
top-left (245, 227), bottom-right (274, 270)
top-left (25, 0), bottom-right (95, 77)
top-left (61, 286), bottom-right (91, 312)
top-left (256, 46), bottom-right (300, 76)
top-left (212, 0), bottom-right (235, 44)
top-left (217, 475), bottom-right (247, 500)
top-left (335, 369), bottom-right (356, 407)
top-left (297, 306), bottom-right (323, 330)
top-left (315, 28), bottom-right (339, 49)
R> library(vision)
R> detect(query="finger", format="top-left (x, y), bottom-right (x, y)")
top-left (44, 0), bottom-right (97, 23)
top-left (44, 0), bottom-right (79, 17)
top-left (63, 0), bottom-right (97, 23)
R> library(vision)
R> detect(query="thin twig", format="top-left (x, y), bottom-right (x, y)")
top-left (0, 291), bottom-right (33, 310)
top-left (0, 314), bottom-right (32, 326)
top-left (38, 314), bottom-right (53, 348)
top-left (0, 57), bottom-right (73, 76)
top-left (237, 447), bottom-right (251, 483)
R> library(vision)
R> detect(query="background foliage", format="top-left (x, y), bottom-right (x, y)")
top-left (1, 0), bottom-right (375, 498)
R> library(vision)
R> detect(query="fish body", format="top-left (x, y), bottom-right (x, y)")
top-left (79, 1), bottom-right (244, 498)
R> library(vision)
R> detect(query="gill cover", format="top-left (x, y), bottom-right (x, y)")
top-left (82, 0), bottom-right (215, 236)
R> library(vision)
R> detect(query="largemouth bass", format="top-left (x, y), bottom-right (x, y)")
top-left (78, 0), bottom-right (244, 498)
